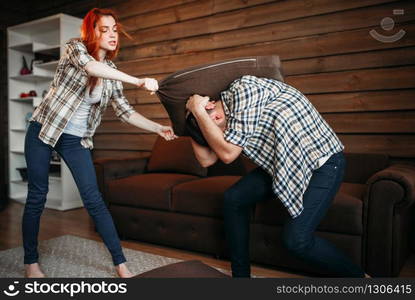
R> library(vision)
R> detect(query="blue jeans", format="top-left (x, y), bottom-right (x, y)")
top-left (22, 121), bottom-right (126, 266)
top-left (223, 151), bottom-right (365, 277)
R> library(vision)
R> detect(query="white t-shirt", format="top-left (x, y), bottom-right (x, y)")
top-left (317, 155), bottom-right (331, 168)
top-left (63, 85), bottom-right (102, 137)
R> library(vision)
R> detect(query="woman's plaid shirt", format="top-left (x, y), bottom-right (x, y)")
top-left (30, 38), bottom-right (136, 149)
top-left (221, 75), bottom-right (344, 218)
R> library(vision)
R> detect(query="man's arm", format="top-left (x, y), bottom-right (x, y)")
top-left (190, 138), bottom-right (218, 167)
top-left (187, 95), bottom-right (242, 164)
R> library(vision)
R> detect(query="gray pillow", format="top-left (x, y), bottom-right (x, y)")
top-left (156, 56), bottom-right (284, 145)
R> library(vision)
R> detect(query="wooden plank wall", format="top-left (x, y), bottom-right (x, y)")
top-left (93, 0), bottom-right (415, 164)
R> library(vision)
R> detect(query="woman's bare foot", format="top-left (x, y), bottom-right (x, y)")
top-left (364, 273), bottom-right (372, 278)
top-left (24, 263), bottom-right (45, 278)
top-left (115, 263), bottom-right (133, 278)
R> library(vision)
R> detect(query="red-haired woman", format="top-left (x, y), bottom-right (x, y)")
top-left (23, 8), bottom-right (175, 278)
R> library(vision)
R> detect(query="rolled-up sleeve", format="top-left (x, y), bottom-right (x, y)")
top-left (223, 113), bottom-right (251, 148)
top-left (110, 79), bottom-right (136, 123)
top-left (65, 39), bottom-right (96, 75)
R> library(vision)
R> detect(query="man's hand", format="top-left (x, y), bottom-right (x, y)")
top-left (186, 94), bottom-right (210, 114)
top-left (186, 95), bottom-right (243, 164)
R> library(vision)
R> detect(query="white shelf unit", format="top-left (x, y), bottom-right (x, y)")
top-left (8, 14), bottom-right (84, 211)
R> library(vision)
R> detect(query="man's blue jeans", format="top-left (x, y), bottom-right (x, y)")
top-left (22, 121), bottom-right (126, 266)
top-left (223, 151), bottom-right (365, 277)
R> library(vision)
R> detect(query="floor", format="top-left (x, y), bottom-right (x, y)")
top-left (1, 201), bottom-right (414, 278)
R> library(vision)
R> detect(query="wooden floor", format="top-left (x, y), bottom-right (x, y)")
top-left (1, 201), bottom-right (414, 278)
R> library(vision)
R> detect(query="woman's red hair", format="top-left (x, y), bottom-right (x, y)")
top-left (81, 8), bottom-right (131, 92)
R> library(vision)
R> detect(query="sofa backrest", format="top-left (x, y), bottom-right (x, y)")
top-left (343, 152), bottom-right (389, 184)
top-left (208, 152), bottom-right (390, 182)
top-left (148, 136), bottom-right (257, 177)
top-left (148, 137), bottom-right (390, 183)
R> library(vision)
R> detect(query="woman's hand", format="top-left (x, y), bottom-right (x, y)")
top-left (136, 78), bottom-right (159, 94)
top-left (127, 112), bottom-right (177, 141)
top-left (155, 124), bottom-right (177, 141)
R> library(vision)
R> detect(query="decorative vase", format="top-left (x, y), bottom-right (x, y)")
top-left (20, 56), bottom-right (31, 75)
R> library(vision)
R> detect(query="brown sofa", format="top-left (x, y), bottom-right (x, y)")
top-left (94, 136), bottom-right (415, 277)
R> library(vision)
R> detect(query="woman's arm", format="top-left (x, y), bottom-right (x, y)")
top-left (84, 61), bottom-right (148, 87)
top-left (190, 138), bottom-right (218, 167)
top-left (127, 111), bottom-right (161, 133)
top-left (127, 112), bottom-right (176, 141)
top-left (66, 40), bottom-right (154, 89)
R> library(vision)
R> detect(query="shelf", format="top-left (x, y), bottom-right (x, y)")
top-left (10, 97), bottom-right (37, 103)
top-left (34, 44), bottom-right (60, 56)
top-left (44, 198), bottom-right (63, 210)
top-left (10, 149), bottom-right (24, 154)
top-left (10, 96), bottom-right (42, 107)
top-left (10, 74), bottom-right (53, 82)
top-left (49, 176), bottom-right (62, 182)
top-left (35, 60), bottom-right (59, 70)
top-left (10, 180), bottom-right (28, 184)
top-left (10, 195), bottom-right (27, 203)
top-left (9, 42), bottom-right (60, 57)
top-left (9, 43), bottom-right (32, 52)
top-left (11, 177), bottom-right (61, 184)
top-left (8, 13), bottom-right (83, 212)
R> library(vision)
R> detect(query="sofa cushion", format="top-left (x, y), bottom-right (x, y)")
top-left (108, 173), bottom-right (199, 210)
top-left (254, 183), bottom-right (366, 235)
top-left (146, 136), bottom-right (207, 177)
top-left (338, 182), bottom-right (366, 199)
top-left (156, 56), bottom-right (283, 136)
top-left (172, 176), bottom-right (242, 218)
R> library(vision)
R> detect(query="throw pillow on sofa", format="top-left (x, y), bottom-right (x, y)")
top-left (147, 136), bottom-right (207, 177)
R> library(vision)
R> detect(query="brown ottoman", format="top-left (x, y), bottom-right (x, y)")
top-left (134, 260), bottom-right (230, 278)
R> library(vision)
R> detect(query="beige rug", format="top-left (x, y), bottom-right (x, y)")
top-left (0, 235), bottom-right (181, 278)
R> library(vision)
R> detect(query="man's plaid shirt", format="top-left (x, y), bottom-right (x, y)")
top-left (30, 38), bottom-right (136, 149)
top-left (221, 75), bottom-right (344, 218)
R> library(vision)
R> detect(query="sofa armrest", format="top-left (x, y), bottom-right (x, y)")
top-left (363, 164), bottom-right (415, 276)
top-left (94, 156), bottom-right (150, 205)
top-left (366, 164), bottom-right (415, 210)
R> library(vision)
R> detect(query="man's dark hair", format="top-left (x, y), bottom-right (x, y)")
top-left (184, 113), bottom-right (209, 147)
